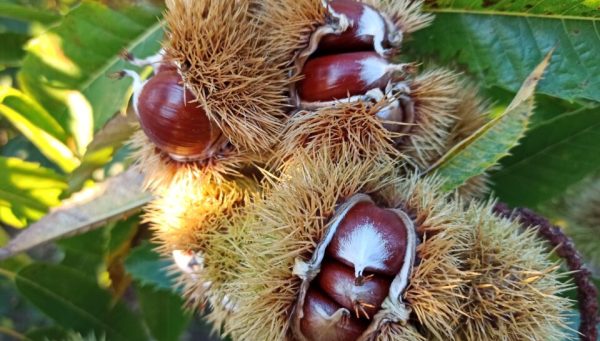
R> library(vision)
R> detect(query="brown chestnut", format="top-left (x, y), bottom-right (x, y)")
top-left (326, 201), bottom-right (408, 278)
top-left (297, 51), bottom-right (407, 103)
top-left (317, 261), bottom-right (391, 319)
top-left (137, 70), bottom-right (222, 161)
top-left (300, 287), bottom-right (368, 341)
top-left (319, 0), bottom-right (388, 54)
top-left (122, 69), bottom-right (222, 161)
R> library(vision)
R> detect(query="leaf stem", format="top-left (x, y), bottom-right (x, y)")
top-left (0, 267), bottom-right (16, 280)
top-left (0, 326), bottom-right (27, 341)
top-left (427, 8), bottom-right (599, 22)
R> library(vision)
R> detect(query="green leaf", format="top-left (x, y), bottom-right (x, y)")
top-left (425, 0), bottom-right (600, 17)
top-left (480, 86), bottom-right (586, 128)
top-left (26, 326), bottom-right (71, 341)
top-left (0, 2), bottom-right (61, 67)
top-left (58, 227), bottom-right (110, 282)
top-left (428, 52), bottom-right (551, 191)
top-left (491, 106), bottom-right (600, 208)
top-left (0, 3), bottom-right (60, 24)
top-left (14, 263), bottom-right (147, 341)
top-left (0, 228), bottom-right (30, 272)
top-left (0, 156), bottom-right (67, 228)
top-left (125, 242), bottom-right (175, 291)
top-left (0, 87), bottom-right (79, 172)
top-left (136, 284), bottom-right (190, 341)
top-left (0, 32), bottom-right (29, 67)
top-left (18, 2), bottom-right (163, 155)
top-left (408, 11), bottom-right (600, 103)
top-left (0, 168), bottom-right (151, 260)
top-left (107, 215), bottom-right (139, 255)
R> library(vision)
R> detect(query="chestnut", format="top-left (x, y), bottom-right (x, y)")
top-left (297, 51), bottom-right (408, 103)
top-left (119, 68), bottom-right (223, 162)
top-left (317, 260), bottom-right (391, 319)
top-left (300, 287), bottom-right (368, 341)
top-left (319, 0), bottom-right (389, 55)
top-left (326, 201), bottom-right (408, 278)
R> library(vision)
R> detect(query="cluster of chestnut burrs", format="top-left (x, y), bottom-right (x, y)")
top-left (115, 0), bottom-right (595, 340)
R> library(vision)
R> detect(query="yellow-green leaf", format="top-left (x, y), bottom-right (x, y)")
top-left (0, 87), bottom-right (79, 172)
top-left (0, 156), bottom-right (67, 228)
top-left (0, 168), bottom-right (151, 259)
top-left (18, 2), bottom-right (163, 152)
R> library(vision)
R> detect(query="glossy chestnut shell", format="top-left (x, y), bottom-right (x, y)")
top-left (300, 287), bottom-right (368, 341)
top-left (297, 51), bottom-right (394, 103)
top-left (137, 70), bottom-right (220, 161)
top-left (317, 261), bottom-right (391, 319)
top-left (318, 0), bottom-right (388, 54)
top-left (326, 201), bottom-right (408, 277)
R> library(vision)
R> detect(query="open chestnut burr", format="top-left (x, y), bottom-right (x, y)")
top-left (296, 195), bottom-right (416, 341)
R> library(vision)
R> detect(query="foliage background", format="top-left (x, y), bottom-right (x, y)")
top-left (0, 0), bottom-right (599, 340)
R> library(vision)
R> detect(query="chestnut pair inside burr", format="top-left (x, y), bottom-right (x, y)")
top-left (299, 200), bottom-right (412, 341)
top-left (295, 0), bottom-right (413, 134)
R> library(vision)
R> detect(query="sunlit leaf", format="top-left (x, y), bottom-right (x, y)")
top-left (0, 168), bottom-right (152, 259)
top-left (0, 87), bottom-right (79, 172)
top-left (18, 2), bottom-right (163, 154)
top-left (14, 263), bottom-right (147, 340)
top-left (492, 106), bottom-right (600, 208)
top-left (428, 52), bottom-right (551, 191)
top-left (67, 111), bottom-right (138, 194)
top-left (0, 2), bottom-right (61, 67)
top-left (409, 11), bottom-right (600, 103)
top-left (0, 156), bottom-right (67, 228)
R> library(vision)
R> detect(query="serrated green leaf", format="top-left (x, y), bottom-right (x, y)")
top-left (428, 52), bottom-right (551, 191)
top-left (0, 156), bottom-right (67, 228)
top-left (18, 2), bottom-right (163, 155)
top-left (14, 263), bottom-right (147, 341)
top-left (480, 86), bottom-right (585, 128)
top-left (425, 0), bottom-right (600, 17)
top-left (125, 242), bottom-right (175, 291)
top-left (0, 168), bottom-right (151, 260)
top-left (408, 11), bottom-right (600, 103)
top-left (136, 284), bottom-right (190, 341)
top-left (0, 87), bottom-right (79, 172)
top-left (491, 106), bottom-right (600, 207)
